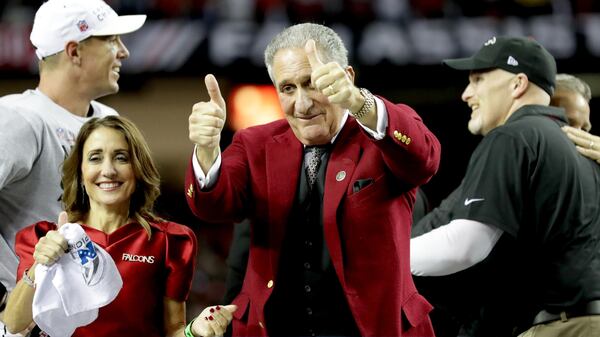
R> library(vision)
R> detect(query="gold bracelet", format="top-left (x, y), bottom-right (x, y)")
top-left (22, 268), bottom-right (35, 288)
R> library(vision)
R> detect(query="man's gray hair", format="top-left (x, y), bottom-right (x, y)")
top-left (556, 73), bottom-right (592, 103)
top-left (264, 23), bottom-right (348, 83)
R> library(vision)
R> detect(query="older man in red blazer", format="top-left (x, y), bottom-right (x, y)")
top-left (185, 23), bottom-right (440, 337)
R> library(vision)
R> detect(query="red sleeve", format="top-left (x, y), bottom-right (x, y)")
top-left (184, 129), bottom-right (252, 224)
top-left (375, 96), bottom-right (441, 186)
top-left (14, 221), bottom-right (55, 282)
top-left (163, 222), bottom-right (197, 301)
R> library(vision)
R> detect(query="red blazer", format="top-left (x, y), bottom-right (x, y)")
top-left (185, 97), bottom-right (441, 337)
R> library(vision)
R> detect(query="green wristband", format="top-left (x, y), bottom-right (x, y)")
top-left (184, 318), bottom-right (197, 337)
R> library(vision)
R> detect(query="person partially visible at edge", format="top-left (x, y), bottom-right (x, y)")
top-left (556, 73), bottom-right (600, 164)
top-left (411, 36), bottom-right (600, 337)
top-left (3, 116), bottom-right (236, 336)
top-left (184, 22), bottom-right (441, 337)
top-left (0, 0), bottom-right (144, 316)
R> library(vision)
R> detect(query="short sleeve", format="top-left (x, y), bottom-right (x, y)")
top-left (14, 221), bottom-right (55, 282)
top-left (164, 223), bottom-right (197, 301)
top-left (0, 107), bottom-right (41, 189)
top-left (452, 131), bottom-right (531, 237)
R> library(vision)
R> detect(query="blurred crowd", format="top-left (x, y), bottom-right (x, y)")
top-left (2, 0), bottom-right (600, 25)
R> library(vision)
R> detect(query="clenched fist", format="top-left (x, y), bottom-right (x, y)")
top-left (189, 74), bottom-right (227, 172)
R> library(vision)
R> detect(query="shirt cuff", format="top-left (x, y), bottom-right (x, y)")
top-left (355, 96), bottom-right (387, 140)
top-left (192, 146), bottom-right (221, 190)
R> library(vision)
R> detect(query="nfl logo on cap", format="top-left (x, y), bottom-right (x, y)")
top-left (77, 20), bottom-right (89, 32)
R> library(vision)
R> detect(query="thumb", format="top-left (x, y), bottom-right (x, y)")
top-left (204, 74), bottom-right (226, 110)
top-left (224, 304), bottom-right (238, 313)
top-left (57, 211), bottom-right (68, 228)
top-left (305, 39), bottom-right (324, 69)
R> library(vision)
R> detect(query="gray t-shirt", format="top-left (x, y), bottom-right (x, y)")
top-left (0, 89), bottom-right (117, 290)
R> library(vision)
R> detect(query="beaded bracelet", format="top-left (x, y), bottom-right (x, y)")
top-left (184, 318), bottom-right (197, 337)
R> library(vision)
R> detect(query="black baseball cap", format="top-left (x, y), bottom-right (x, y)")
top-left (443, 36), bottom-right (556, 96)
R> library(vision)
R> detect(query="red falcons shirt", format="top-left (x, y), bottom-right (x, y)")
top-left (15, 220), bottom-right (197, 336)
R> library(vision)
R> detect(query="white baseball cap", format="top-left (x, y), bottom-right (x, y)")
top-left (30, 0), bottom-right (147, 60)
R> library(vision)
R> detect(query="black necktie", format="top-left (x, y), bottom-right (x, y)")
top-left (305, 146), bottom-right (326, 189)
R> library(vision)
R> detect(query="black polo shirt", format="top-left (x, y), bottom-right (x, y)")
top-left (452, 104), bottom-right (600, 312)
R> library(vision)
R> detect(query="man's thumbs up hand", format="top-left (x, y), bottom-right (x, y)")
top-left (304, 39), bottom-right (363, 113)
top-left (189, 74), bottom-right (227, 172)
top-left (189, 74), bottom-right (226, 148)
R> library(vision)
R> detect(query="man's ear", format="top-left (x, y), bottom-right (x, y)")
top-left (64, 41), bottom-right (81, 65)
top-left (511, 73), bottom-right (529, 98)
top-left (345, 66), bottom-right (355, 84)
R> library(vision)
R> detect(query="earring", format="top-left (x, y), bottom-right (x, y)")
top-left (80, 183), bottom-right (87, 204)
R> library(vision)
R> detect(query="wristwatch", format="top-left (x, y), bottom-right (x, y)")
top-left (352, 88), bottom-right (375, 119)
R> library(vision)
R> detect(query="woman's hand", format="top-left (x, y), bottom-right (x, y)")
top-left (4, 212), bottom-right (69, 334)
top-left (33, 230), bottom-right (68, 266)
top-left (563, 125), bottom-right (600, 164)
top-left (191, 304), bottom-right (237, 337)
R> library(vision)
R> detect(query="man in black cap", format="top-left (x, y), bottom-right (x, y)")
top-left (410, 36), bottom-right (600, 337)
top-left (410, 73), bottom-right (598, 337)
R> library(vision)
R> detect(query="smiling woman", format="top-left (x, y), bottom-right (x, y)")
top-left (61, 116), bottom-right (159, 237)
top-left (81, 126), bottom-right (137, 211)
top-left (3, 116), bottom-right (235, 337)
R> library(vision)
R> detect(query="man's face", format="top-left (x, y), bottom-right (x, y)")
top-left (79, 35), bottom-right (130, 99)
top-left (271, 47), bottom-right (345, 146)
top-left (551, 88), bottom-right (591, 131)
top-left (461, 69), bottom-right (515, 136)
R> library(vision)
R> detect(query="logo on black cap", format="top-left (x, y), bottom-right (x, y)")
top-left (442, 36), bottom-right (556, 96)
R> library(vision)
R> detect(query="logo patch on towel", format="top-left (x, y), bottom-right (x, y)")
top-left (68, 235), bottom-right (104, 286)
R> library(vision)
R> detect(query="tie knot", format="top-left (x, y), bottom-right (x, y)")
top-left (307, 146), bottom-right (326, 158)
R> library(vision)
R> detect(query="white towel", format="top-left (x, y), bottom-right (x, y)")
top-left (32, 223), bottom-right (122, 337)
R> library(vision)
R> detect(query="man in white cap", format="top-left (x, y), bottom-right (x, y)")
top-left (0, 1), bottom-right (145, 333)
